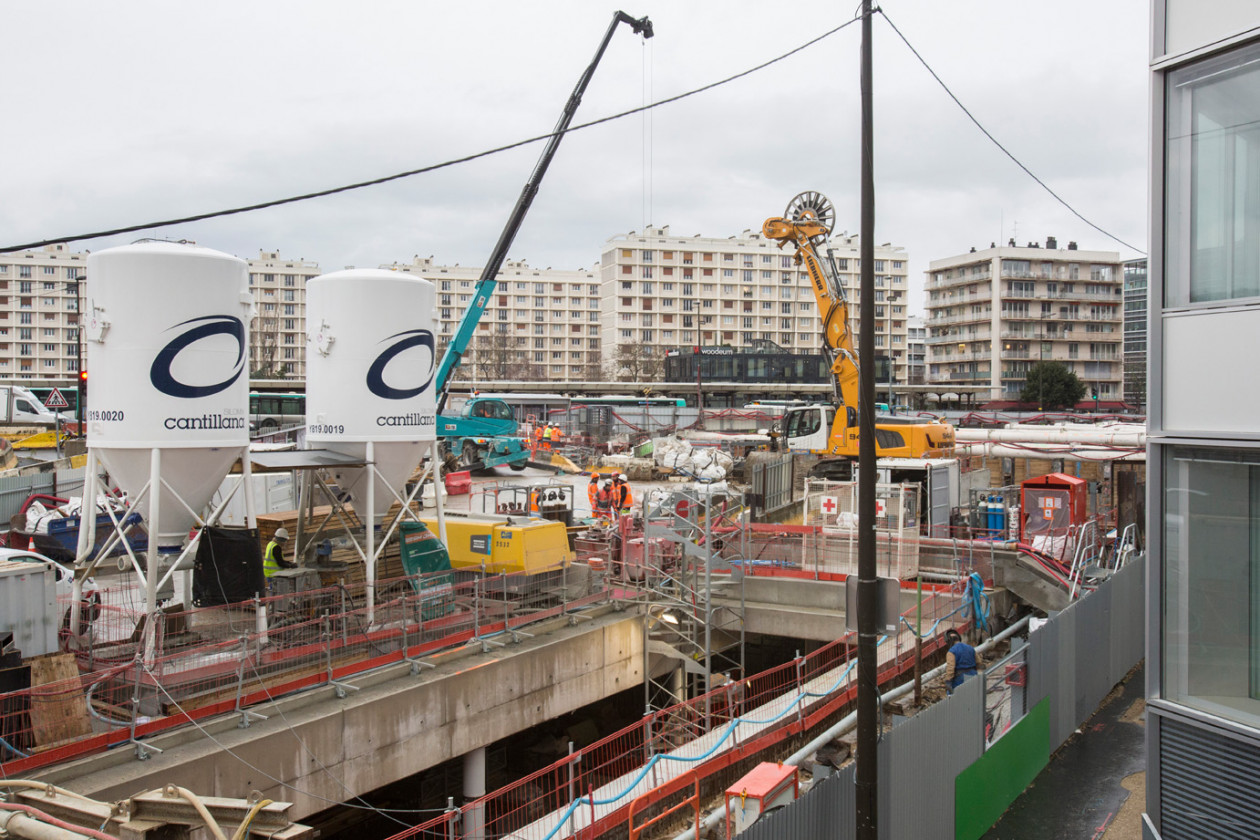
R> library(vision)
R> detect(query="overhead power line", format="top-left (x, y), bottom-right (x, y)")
top-left (1, 15), bottom-right (862, 254)
top-left (879, 9), bottom-right (1146, 255)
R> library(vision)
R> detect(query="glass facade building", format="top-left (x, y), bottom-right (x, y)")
top-left (1147, 4), bottom-right (1260, 838)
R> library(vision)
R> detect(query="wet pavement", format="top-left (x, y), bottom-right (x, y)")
top-left (982, 664), bottom-right (1146, 840)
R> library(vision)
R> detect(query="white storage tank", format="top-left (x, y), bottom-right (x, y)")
top-left (85, 242), bottom-right (252, 547)
top-left (305, 269), bottom-right (436, 525)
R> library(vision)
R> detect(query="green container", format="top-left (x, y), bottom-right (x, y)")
top-left (400, 521), bottom-right (454, 619)
top-left (635, 440), bottom-right (655, 458)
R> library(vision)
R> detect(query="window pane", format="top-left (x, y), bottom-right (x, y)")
top-left (1164, 446), bottom-right (1260, 727)
top-left (1166, 42), bottom-right (1260, 305)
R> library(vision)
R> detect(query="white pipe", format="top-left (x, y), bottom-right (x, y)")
top-left (955, 424), bottom-right (1146, 446)
top-left (366, 440), bottom-right (376, 626)
top-left (958, 441), bottom-right (1145, 462)
top-left (240, 445), bottom-right (257, 530)
top-left (144, 448), bottom-right (162, 664)
top-left (672, 616), bottom-right (1031, 840)
top-left (432, 440), bottom-right (448, 545)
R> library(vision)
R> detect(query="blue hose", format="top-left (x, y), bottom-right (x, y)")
top-left (963, 572), bottom-right (991, 636)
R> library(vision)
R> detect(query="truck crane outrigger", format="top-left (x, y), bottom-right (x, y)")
top-left (762, 191), bottom-right (955, 480)
top-left (431, 11), bottom-right (653, 473)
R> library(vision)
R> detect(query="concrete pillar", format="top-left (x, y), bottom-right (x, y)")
top-left (463, 746), bottom-right (486, 840)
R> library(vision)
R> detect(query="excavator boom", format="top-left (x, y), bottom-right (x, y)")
top-left (762, 191), bottom-right (955, 473)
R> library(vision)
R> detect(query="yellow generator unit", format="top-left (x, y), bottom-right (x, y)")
top-left (418, 512), bottom-right (573, 575)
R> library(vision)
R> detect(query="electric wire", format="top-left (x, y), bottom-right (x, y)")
top-left (0, 15), bottom-right (862, 255)
top-left (879, 9), bottom-right (1146, 255)
top-left (139, 664), bottom-right (446, 822)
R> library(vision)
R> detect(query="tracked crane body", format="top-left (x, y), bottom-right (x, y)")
top-left (762, 192), bottom-right (955, 479)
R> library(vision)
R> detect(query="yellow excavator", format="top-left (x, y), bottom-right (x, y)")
top-left (762, 191), bottom-right (955, 480)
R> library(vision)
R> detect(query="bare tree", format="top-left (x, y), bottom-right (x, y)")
top-left (473, 327), bottom-right (521, 381)
top-left (250, 304), bottom-right (283, 378)
top-left (612, 343), bottom-right (662, 382)
top-left (582, 347), bottom-right (604, 382)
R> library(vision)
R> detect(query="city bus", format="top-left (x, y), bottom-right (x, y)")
top-left (249, 392), bottom-right (306, 432)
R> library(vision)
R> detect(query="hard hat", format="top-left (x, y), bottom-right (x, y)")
top-left (275, 527), bottom-right (290, 541)
top-left (619, 473), bottom-right (628, 481)
top-left (601, 479), bottom-right (612, 488)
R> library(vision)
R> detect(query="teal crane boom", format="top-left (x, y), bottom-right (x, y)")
top-left (434, 10), bottom-right (653, 412)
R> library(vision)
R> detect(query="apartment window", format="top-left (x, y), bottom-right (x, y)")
top-left (18, 267), bottom-right (31, 279)
top-left (1163, 446), bottom-right (1260, 729)
top-left (42, 266), bottom-right (55, 275)
top-left (1166, 41), bottom-right (1260, 304)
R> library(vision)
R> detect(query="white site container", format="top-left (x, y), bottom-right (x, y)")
top-left (85, 242), bottom-right (252, 547)
top-left (0, 559), bottom-right (57, 658)
top-left (306, 269), bottom-right (436, 525)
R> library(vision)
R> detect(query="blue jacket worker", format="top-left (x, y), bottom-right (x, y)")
top-left (944, 628), bottom-right (981, 693)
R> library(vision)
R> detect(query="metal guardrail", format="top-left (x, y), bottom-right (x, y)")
top-left (0, 563), bottom-right (613, 773)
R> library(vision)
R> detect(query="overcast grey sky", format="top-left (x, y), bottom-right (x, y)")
top-left (3, 1), bottom-right (1149, 315)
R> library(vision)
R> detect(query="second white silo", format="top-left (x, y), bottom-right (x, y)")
top-left (305, 269), bottom-right (436, 527)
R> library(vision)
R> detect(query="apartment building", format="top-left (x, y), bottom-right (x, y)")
top-left (1144, 4), bottom-right (1260, 838)
top-left (906, 315), bottom-right (926, 385)
top-left (248, 251), bottom-right (320, 380)
top-left (1122, 258), bottom-right (1147, 412)
top-left (384, 257), bottom-right (602, 383)
top-left (600, 226), bottom-right (911, 384)
top-left (925, 240), bottom-right (1124, 402)
top-left (0, 244), bottom-right (86, 380)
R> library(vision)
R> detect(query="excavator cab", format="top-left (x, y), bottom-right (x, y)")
top-left (783, 404), bottom-right (856, 454)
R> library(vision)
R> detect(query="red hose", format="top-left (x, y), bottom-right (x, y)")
top-left (0, 802), bottom-right (121, 840)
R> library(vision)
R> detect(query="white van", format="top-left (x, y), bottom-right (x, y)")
top-left (0, 385), bottom-right (65, 424)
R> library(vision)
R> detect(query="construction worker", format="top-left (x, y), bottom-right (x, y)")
top-left (551, 423), bottom-right (564, 449)
top-left (541, 423), bottom-right (553, 451)
top-left (263, 527), bottom-right (296, 584)
top-left (587, 474), bottom-right (601, 515)
top-left (944, 628), bottom-right (982, 694)
top-left (533, 423), bottom-right (544, 453)
top-left (595, 480), bottom-right (614, 520)
top-left (613, 473), bottom-right (633, 514)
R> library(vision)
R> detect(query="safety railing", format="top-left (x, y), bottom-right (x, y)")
top-left (0, 561), bottom-right (614, 774)
top-left (384, 587), bottom-right (967, 840)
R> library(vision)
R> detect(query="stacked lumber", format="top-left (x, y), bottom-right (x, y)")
top-left (257, 502), bottom-right (421, 587)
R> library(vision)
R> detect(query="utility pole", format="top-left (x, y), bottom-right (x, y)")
top-left (856, 0), bottom-right (879, 837)
top-left (694, 347), bottom-right (705, 430)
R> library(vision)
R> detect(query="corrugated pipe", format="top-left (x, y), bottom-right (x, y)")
top-left (672, 615), bottom-right (1031, 840)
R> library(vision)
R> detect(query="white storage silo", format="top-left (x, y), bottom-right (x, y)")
top-left (305, 269), bottom-right (436, 527)
top-left (85, 242), bottom-right (252, 548)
